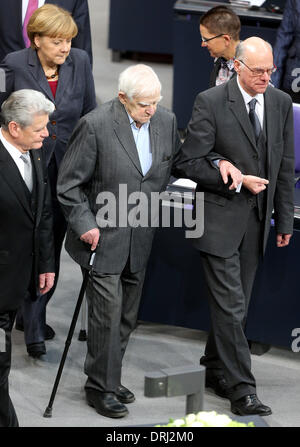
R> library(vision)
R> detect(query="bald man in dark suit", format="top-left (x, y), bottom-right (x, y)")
top-left (174, 37), bottom-right (294, 417)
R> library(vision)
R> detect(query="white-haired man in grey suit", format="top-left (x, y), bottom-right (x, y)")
top-left (57, 64), bottom-right (181, 419)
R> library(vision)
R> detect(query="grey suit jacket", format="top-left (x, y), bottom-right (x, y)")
top-left (174, 77), bottom-right (295, 257)
top-left (57, 98), bottom-right (181, 273)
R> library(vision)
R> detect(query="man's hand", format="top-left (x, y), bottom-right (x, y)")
top-left (242, 175), bottom-right (269, 195)
top-left (39, 272), bottom-right (55, 295)
top-left (277, 233), bottom-right (292, 248)
top-left (218, 160), bottom-right (243, 190)
top-left (80, 228), bottom-right (100, 251)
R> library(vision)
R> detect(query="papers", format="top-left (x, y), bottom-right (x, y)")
top-left (248, 0), bottom-right (265, 6)
top-left (229, 0), bottom-right (265, 7)
top-left (172, 178), bottom-right (197, 189)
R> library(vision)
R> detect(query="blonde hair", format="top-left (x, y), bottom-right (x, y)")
top-left (27, 4), bottom-right (78, 48)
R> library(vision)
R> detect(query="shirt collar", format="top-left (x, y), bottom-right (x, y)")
top-left (126, 110), bottom-right (150, 130)
top-left (236, 76), bottom-right (264, 107)
top-left (0, 128), bottom-right (24, 162)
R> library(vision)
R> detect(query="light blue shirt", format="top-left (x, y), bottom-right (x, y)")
top-left (127, 113), bottom-right (152, 176)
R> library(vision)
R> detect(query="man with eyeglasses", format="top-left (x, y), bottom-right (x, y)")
top-left (57, 64), bottom-right (181, 419)
top-left (174, 37), bottom-right (294, 417)
top-left (199, 6), bottom-right (241, 87)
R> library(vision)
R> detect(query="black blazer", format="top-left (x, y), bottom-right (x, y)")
top-left (0, 0), bottom-right (93, 65)
top-left (0, 47), bottom-right (97, 167)
top-left (0, 142), bottom-right (55, 313)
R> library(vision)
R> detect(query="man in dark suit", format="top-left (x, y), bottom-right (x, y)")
top-left (200, 6), bottom-right (240, 88)
top-left (57, 64), bottom-right (181, 418)
top-left (0, 0), bottom-right (93, 65)
top-left (174, 37), bottom-right (294, 416)
top-left (0, 89), bottom-right (55, 427)
top-left (0, 3), bottom-right (96, 357)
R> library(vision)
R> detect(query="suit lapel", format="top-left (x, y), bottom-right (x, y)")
top-left (144, 112), bottom-right (160, 180)
top-left (31, 150), bottom-right (44, 225)
top-left (113, 99), bottom-right (143, 175)
top-left (264, 87), bottom-right (275, 174)
top-left (27, 49), bottom-right (54, 101)
top-left (227, 79), bottom-right (257, 151)
top-left (15, 0), bottom-right (24, 45)
top-left (209, 58), bottom-right (221, 88)
top-left (0, 142), bottom-right (33, 220)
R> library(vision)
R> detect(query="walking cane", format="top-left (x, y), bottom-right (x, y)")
top-left (78, 298), bottom-right (87, 341)
top-left (43, 252), bottom-right (95, 418)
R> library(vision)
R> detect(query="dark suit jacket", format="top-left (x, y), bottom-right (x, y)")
top-left (0, 142), bottom-right (55, 313)
top-left (272, 0), bottom-right (300, 91)
top-left (0, 0), bottom-right (93, 66)
top-left (0, 47), bottom-right (97, 167)
top-left (174, 77), bottom-right (295, 257)
top-left (57, 98), bottom-right (181, 274)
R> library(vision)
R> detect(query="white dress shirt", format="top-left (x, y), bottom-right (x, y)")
top-left (0, 128), bottom-right (28, 181)
top-left (22, 0), bottom-right (45, 23)
top-left (236, 76), bottom-right (264, 129)
top-left (126, 112), bottom-right (152, 176)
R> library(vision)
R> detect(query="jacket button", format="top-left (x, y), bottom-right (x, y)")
top-left (52, 135), bottom-right (57, 140)
top-left (51, 120), bottom-right (56, 125)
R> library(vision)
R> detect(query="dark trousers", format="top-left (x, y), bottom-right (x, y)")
top-left (16, 157), bottom-right (67, 345)
top-left (200, 207), bottom-right (264, 402)
top-left (0, 311), bottom-right (19, 427)
top-left (84, 262), bottom-right (146, 393)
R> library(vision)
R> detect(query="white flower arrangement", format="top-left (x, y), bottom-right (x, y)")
top-left (157, 411), bottom-right (255, 427)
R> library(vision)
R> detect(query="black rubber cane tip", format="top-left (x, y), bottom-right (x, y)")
top-left (78, 330), bottom-right (87, 341)
top-left (43, 406), bottom-right (53, 418)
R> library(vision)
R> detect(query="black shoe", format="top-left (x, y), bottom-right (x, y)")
top-left (15, 323), bottom-right (55, 341)
top-left (44, 324), bottom-right (55, 340)
top-left (115, 385), bottom-right (135, 404)
top-left (231, 394), bottom-right (272, 416)
top-left (86, 389), bottom-right (128, 418)
top-left (205, 374), bottom-right (231, 399)
top-left (27, 342), bottom-right (46, 358)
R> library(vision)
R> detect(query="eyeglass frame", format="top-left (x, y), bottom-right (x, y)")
top-left (238, 59), bottom-right (277, 77)
top-left (201, 33), bottom-right (226, 43)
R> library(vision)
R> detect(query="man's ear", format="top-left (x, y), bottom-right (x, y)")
top-left (234, 59), bottom-right (240, 74)
top-left (223, 34), bottom-right (231, 46)
top-left (8, 121), bottom-right (21, 138)
top-left (118, 92), bottom-right (127, 105)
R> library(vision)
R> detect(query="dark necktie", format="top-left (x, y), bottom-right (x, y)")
top-left (220, 58), bottom-right (228, 69)
top-left (248, 98), bottom-right (261, 142)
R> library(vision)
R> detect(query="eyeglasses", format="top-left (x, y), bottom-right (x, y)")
top-left (238, 60), bottom-right (277, 77)
top-left (201, 33), bottom-right (226, 43)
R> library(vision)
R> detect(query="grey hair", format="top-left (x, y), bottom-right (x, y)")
top-left (118, 64), bottom-right (162, 100)
top-left (235, 39), bottom-right (273, 62)
top-left (1, 89), bottom-right (55, 130)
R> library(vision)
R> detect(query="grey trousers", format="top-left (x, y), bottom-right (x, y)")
top-left (84, 263), bottom-right (146, 393)
top-left (200, 207), bottom-right (264, 402)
